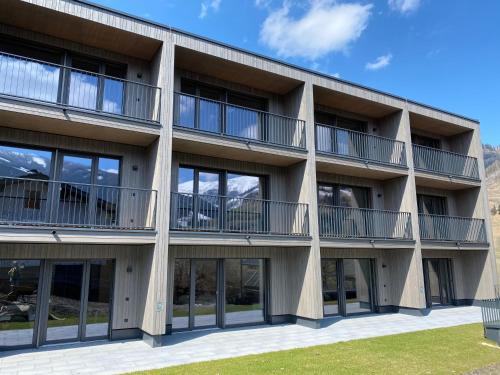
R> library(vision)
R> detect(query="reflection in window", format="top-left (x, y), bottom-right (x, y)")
top-left (0, 260), bottom-right (41, 347)
top-left (96, 158), bottom-right (120, 226)
top-left (0, 145), bottom-right (53, 223)
top-left (0, 54), bottom-right (60, 103)
top-left (344, 259), bottom-right (373, 315)
top-left (321, 259), bottom-right (339, 315)
top-left (68, 58), bottom-right (99, 110)
top-left (226, 174), bottom-right (265, 233)
top-left (317, 183), bottom-right (370, 208)
top-left (225, 259), bottom-right (265, 325)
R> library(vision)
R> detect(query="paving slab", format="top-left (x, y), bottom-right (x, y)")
top-left (0, 306), bottom-right (483, 374)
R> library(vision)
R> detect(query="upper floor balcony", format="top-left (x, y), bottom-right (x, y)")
top-left (418, 214), bottom-right (486, 244)
top-left (315, 123), bottom-right (407, 168)
top-left (412, 144), bottom-right (480, 181)
top-left (0, 51), bottom-right (161, 124)
top-left (0, 176), bottom-right (157, 243)
top-left (318, 205), bottom-right (413, 244)
top-left (173, 92), bottom-right (306, 154)
top-left (170, 192), bottom-right (310, 244)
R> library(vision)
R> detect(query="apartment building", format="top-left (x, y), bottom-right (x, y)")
top-left (0, 0), bottom-right (496, 350)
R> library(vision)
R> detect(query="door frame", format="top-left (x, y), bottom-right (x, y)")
top-left (35, 259), bottom-right (114, 346)
top-left (172, 258), bottom-right (268, 332)
top-left (423, 258), bottom-right (455, 308)
top-left (321, 258), bottom-right (377, 318)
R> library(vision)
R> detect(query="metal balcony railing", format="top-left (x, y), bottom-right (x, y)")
top-left (0, 176), bottom-right (157, 230)
top-left (170, 192), bottom-right (309, 236)
top-left (315, 124), bottom-right (407, 167)
top-left (412, 144), bottom-right (480, 180)
top-left (318, 205), bottom-right (413, 240)
top-left (418, 214), bottom-right (486, 243)
top-left (173, 92), bottom-right (306, 149)
top-left (0, 51), bottom-right (161, 123)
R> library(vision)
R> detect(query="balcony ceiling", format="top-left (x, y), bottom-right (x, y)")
top-left (409, 112), bottom-right (471, 136)
top-left (175, 46), bottom-right (303, 95)
top-left (313, 86), bottom-right (400, 119)
top-left (0, 0), bottom-right (162, 60)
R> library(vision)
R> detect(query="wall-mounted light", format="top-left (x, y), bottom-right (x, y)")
top-left (127, 266), bottom-right (133, 273)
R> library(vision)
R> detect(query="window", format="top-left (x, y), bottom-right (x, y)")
top-left (318, 183), bottom-right (370, 208)
top-left (173, 166), bottom-right (267, 232)
top-left (412, 133), bottom-right (441, 149)
top-left (0, 144), bottom-right (53, 179)
top-left (179, 79), bottom-right (269, 139)
top-left (417, 194), bottom-right (447, 215)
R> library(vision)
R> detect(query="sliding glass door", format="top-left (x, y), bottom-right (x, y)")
top-left (171, 258), bottom-right (266, 331)
top-left (321, 258), bottom-right (376, 317)
top-left (423, 258), bottom-right (454, 308)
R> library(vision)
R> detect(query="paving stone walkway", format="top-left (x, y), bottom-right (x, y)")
top-left (0, 306), bottom-right (483, 375)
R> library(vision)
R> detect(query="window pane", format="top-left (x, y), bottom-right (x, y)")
top-left (96, 158), bottom-right (120, 227)
top-left (86, 260), bottom-right (113, 338)
top-left (0, 146), bottom-right (52, 224)
top-left (226, 174), bottom-right (264, 233)
top-left (46, 262), bottom-right (84, 342)
top-left (197, 171), bottom-right (220, 231)
top-left (227, 174), bottom-right (262, 199)
top-left (321, 259), bottom-right (339, 315)
top-left (317, 185), bottom-right (334, 205)
top-left (172, 259), bottom-right (190, 330)
top-left (225, 259), bottom-right (264, 325)
top-left (102, 78), bottom-right (124, 115)
top-left (336, 185), bottom-right (370, 208)
top-left (58, 156), bottom-right (92, 225)
top-left (0, 145), bottom-right (52, 179)
top-left (175, 168), bottom-right (195, 229)
top-left (194, 260), bottom-right (217, 327)
top-left (344, 259), bottom-right (373, 315)
top-left (0, 54), bottom-right (60, 103)
top-left (0, 260), bottom-right (41, 347)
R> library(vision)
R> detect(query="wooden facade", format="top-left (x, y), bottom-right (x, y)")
top-left (0, 0), bottom-right (496, 349)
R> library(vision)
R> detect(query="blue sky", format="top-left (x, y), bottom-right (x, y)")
top-left (92, 0), bottom-right (500, 145)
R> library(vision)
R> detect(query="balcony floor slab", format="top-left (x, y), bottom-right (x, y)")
top-left (316, 154), bottom-right (408, 180)
top-left (0, 226), bottom-right (157, 244)
top-left (320, 238), bottom-right (415, 249)
top-left (414, 170), bottom-right (481, 190)
top-left (173, 127), bottom-right (308, 167)
top-left (169, 231), bottom-right (312, 247)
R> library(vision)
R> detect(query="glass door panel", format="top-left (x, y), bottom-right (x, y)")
top-left (194, 260), bottom-right (217, 328)
top-left (95, 158), bottom-right (120, 227)
top-left (197, 171), bottom-right (220, 231)
top-left (172, 259), bottom-right (190, 330)
top-left (58, 155), bottom-right (93, 226)
top-left (321, 259), bottom-right (339, 316)
top-left (85, 260), bottom-right (113, 339)
top-left (226, 174), bottom-right (264, 233)
top-left (0, 260), bottom-right (41, 348)
top-left (225, 259), bottom-right (264, 326)
top-left (46, 262), bottom-right (84, 342)
top-left (344, 259), bottom-right (373, 315)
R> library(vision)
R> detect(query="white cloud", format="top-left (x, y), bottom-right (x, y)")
top-left (259, 0), bottom-right (373, 60)
top-left (365, 54), bottom-right (393, 70)
top-left (255, 0), bottom-right (272, 8)
top-left (388, 0), bottom-right (420, 14)
top-left (199, 0), bottom-right (221, 19)
top-left (332, 72), bottom-right (341, 78)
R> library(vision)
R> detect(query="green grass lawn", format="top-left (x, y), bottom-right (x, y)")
top-left (131, 323), bottom-right (500, 375)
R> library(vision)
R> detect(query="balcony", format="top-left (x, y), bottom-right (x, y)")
top-left (170, 192), bottom-right (310, 243)
top-left (418, 214), bottom-right (487, 244)
top-left (172, 93), bottom-right (307, 164)
top-left (0, 176), bottom-right (157, 233)
top-left (412, 145), bottom-right (480, 181)
top-left (0, 51), bottom-right (161, 124)
top-left (315, 124), bottom-right (407, 179)
top-left (318, 205), bottom-right (413, 243)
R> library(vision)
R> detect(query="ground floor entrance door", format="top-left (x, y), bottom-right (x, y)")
top-left (321, 258), bottom-right (376, 317)
top-left (172, 258), bottom-right (267, 331)
top-left (423, 258), bottom-right (454, 308)
top-left (0, 259), bottom-right (114, 350)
